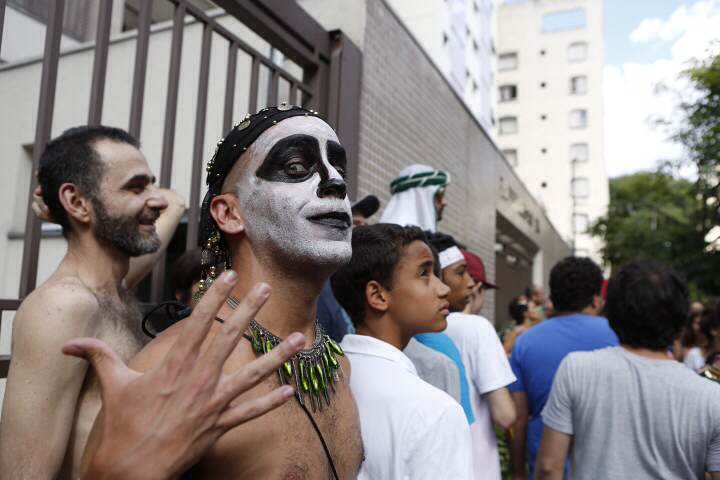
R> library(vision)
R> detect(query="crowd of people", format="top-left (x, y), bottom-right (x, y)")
top-left (0, 104), bottom-right (718, 479)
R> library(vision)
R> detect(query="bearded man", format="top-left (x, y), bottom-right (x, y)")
top-left (0, 126), bottom-right (185, 479)
top-left (85, 105), bottom-right (364, 479)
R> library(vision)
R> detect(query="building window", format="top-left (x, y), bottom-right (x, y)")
top-left (568, 41), bottom-right (588, 62)
top-left (499, 84), bottom-right (518, 102)
top-left (570, 143), bottom-right (588, 162)
top-left (503, 149), bottom-right (518, 167)
top-left (573, 213), bottom-right (589, 233)
top-left (10, 0), bottom-right (95, 40)
top-left (572, 178), bottom-right (589, 198)
top-left (499, 116), bottom-right (518, 135)
top-left (570, 75), bottom-right (588, 94)
top-left (569, 109), bottom-right (588, 128)
top-left (542, 8), bottom-right (587, 33)
top-left (498, 52), bottom-right (518, 71)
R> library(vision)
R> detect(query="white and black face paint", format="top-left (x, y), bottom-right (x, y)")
top-left (232, 116), bottom-right (352, 269)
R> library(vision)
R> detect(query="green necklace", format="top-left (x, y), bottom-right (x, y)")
top-left (226, 296), bottom-right (345, 412)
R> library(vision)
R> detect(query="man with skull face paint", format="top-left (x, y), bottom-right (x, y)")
top-left (85, 105), bottom-right (364, 479)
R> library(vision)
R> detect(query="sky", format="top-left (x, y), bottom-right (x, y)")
top-left (603, 0), bottom-right (720, 178)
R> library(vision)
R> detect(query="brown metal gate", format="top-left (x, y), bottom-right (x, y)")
top-left (0, 0), bottom-right (362, 377)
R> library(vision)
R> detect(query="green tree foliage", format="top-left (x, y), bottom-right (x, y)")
top-left (589, 172), bottom-right (716, 296)
top-left (592, 49), bottom-right (720, 298)
top-left (674, 50), bottom-right (720, 238)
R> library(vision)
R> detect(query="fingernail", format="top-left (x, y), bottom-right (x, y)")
top-left (287, 332), bottom-right (305, 349)
top-left (224, 270), bottom-right (238, 284)
top-left (255, 283), bottom-right (271, 298)
top-left (281, 385), bottom-right (294, 398)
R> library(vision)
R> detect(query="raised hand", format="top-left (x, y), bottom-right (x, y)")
top-left (63, 270), bottom-right (304, 479)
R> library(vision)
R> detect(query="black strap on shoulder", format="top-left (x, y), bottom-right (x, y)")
top-left (296, 397), bottom-right (340, 480)
top-left (239, 332), bottom-right (340, 479)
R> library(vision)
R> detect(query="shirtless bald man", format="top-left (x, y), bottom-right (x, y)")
top-left (86, 105), bottom-right (364, 479)
top-left (0, 126), bottom-right (185, 479)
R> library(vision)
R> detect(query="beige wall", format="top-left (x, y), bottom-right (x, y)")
top-left (495, 0), bottom-right (608, 263)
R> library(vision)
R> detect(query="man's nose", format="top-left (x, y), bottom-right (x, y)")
top-left (317, 177), bottom-right (347, 200)
top-left (437, 279), bottom-right (451, 298)
top-left (148, 187), bottom-right (168, 210)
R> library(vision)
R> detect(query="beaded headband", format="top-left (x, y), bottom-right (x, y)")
top-left (196, 103), bottom-right (321, 298)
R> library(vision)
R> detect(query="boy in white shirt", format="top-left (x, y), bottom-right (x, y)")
top-left (332, 223), bottom-right (473, 480)
top-left (426, 232), bottom-right (517, 480)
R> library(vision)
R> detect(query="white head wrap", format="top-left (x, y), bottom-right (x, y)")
top-left (379, 164), bottom-right (450, 232)
top-left (438, 246), bottom-right (464, 269)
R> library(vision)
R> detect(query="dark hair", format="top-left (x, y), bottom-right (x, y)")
top-left (525, 285), bottom-right (540, 298)
top-left (331, 223), bottom-right (428, 327)
top-left (549, 256), bottom-right (603, 312)
top-left (699, 309), bottom-right (719, 345)
top-left (424, 231), bottom-right (459, 254)
top-left (172, 248), bottom-right (202, 294)
top-left (682, 311), bottom-right (705, 347)
top-left (508, 296), bottom-right (528, 323)
top-left (38, 125), bottom-right (140, 237)
top-left (605, 259), bottom-right (689, 350)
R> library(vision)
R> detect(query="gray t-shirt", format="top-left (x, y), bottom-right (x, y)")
top-left (404, 338), bottom-right (462, 403)
top-left (543, 346), bottom-right (720, 479)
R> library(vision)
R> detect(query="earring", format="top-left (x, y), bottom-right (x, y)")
top-left (195, 229), bottom-right (231, 300)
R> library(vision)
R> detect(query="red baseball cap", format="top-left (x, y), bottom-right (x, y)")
top-left (462, 250), bottom-right (498, 289)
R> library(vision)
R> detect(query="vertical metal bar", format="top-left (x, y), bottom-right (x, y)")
top-left (128, 0), bottom-right (152, 138)
top-left (267, 69), bottom-right (279, 106)
top-left (304, 59), bottom-right (326, 114)
top-left (186, 24), bottom-right (212, 251)
top-left (19, 0), bottom-right (65, 297)
top-left (290, 82), bottom-right (298, 106)
top-left (248, 56), bottom-right (260, 113)
top-left (222, 42), bottom-right (237, 133)
top-left (87, 0), bottom-right (114, 125)
top-left (0, 0), bottom-right (7, 60)
top-left (159, 2), bottom-right (185, 186)
top-left (151, 2), bottom-right (185, 302)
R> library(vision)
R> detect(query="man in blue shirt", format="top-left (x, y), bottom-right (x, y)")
top-left (508, 257), bottom-right (618, 479)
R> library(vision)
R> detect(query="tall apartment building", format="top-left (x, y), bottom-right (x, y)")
top-left (385, 0), bottom-right (497, 133)
top-left (495, 0), bottom-right (608, 261)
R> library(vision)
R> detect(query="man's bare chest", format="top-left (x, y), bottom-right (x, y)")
top-left (92, 295), bottom-right (146, 361)
top-left (192, 354), bottom-right (363, 479)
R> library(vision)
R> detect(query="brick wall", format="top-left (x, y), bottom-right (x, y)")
top-left (356, 0), bottom-right (501, 319)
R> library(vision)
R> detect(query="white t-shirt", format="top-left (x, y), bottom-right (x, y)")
top-left (684, 346), bottom-right (706, 371)
top-left (444, 313), bottom-right (517, 480)
top-left (342, 334), bottom-right (474, 480)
